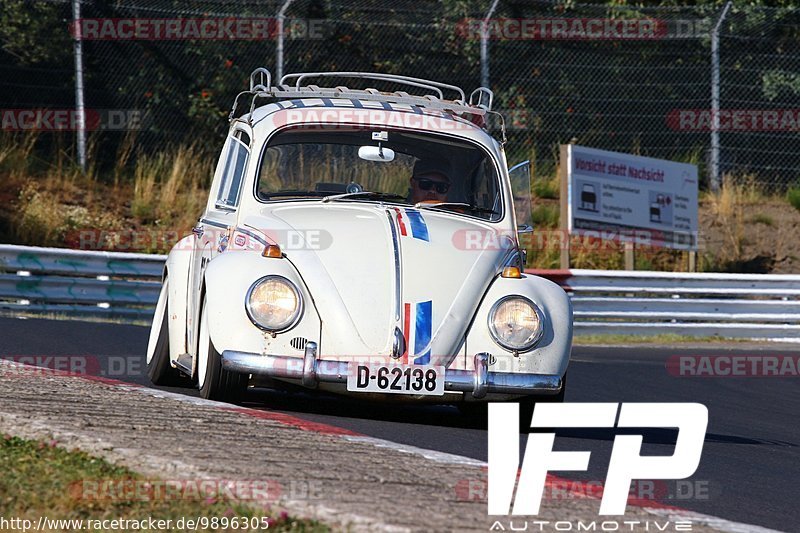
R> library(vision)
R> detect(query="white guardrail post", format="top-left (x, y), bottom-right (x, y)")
top-left (0, 245), bottom-right (798, 341)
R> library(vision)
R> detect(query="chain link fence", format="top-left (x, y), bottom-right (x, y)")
top-left (2, 0), bottom-right (799, 191)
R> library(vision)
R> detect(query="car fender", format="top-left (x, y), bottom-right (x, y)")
top-left (164, 235), bottom-right (193, 364)
top-left (464, 273), bottom-right (573, 376)
top-left (202, 251), bottom-right (321, 357)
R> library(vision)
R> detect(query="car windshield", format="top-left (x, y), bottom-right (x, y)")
top-left (256, 127), bottom-right (502, 221)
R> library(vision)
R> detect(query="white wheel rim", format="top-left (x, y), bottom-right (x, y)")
top-left (146, 280), bottom-right (168, 365)
top-left (197, 301), bottom-right (210, 388)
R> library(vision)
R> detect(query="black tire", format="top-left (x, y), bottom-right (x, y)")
top-left (197, 297), bottom-right (248, 403)
top-left (146, 279), bottom-right (186, 386)
top-left (457, 402), bottom-right (489, 427)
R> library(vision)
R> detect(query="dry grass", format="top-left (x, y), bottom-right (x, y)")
top-left (2, 132), bottom-right (113, 246)
top-left (703, 179), bottom-right (749, 267)
top-left (131, 143), bottom-right (212, 232)
top-left (14, 179), bottom-right (124, 247)
top-left (0, 134), bottom-right (213, 252)
top-left (113, 130), bottom-right (137, 185)
top-left (0, 131), bottom-right (41, 177)
top-left (697, 175), bottom-right (794, 272)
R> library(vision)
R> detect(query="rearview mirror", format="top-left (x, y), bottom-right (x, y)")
top-left (358, 145), bottom-right (395, 162)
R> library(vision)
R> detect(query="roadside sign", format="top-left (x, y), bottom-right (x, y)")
top-left (560, 144), bottom-right (698, 250)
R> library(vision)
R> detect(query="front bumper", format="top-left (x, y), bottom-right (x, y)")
top-left (221, 342), bottom-right (562, 399)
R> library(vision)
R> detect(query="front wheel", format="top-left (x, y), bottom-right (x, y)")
top-left (457, 402), bottom-right (488, 426)
top-left (197, 296), bottom-right (248, 403)
top-left (146, 277), bottom-right (185, 386)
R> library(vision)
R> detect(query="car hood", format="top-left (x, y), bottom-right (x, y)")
top-left (243, 203), bottom-right (516, 365)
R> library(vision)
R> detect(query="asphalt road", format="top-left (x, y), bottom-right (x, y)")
top-left (2, 316), bottom-right (798, 531)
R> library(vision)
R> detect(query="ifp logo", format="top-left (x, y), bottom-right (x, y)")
top-left (488, 403), bottom-right (708, 516)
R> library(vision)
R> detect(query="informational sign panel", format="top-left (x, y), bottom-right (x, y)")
top-left (562, 144), bottom-right (698, 249)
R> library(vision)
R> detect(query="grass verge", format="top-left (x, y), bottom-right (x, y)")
top-left (573, 333), bottom-right (761, 345)
top-left (0, 435), bottom-right (328, 532)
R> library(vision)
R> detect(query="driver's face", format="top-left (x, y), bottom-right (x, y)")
top-left (410, 172), bottom-right (450, 204)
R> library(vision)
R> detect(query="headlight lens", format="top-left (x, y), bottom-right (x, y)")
top-left (245, 276), bottom-right (302, 332)
top-left (488, 296), bottom-right (544, 352)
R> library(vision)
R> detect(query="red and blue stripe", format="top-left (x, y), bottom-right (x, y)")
top-left (394, 208), bottom-right (429, 242)
top-left (403, 300), bottom-right (432, 365)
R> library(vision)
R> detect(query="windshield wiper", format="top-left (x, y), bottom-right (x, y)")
top-left (322, 191), bottom-right (408, 203)
top-left (414, 202), bottom-right (498, 216)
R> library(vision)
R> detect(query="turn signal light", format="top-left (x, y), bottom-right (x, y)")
top-left (501, 266), bottom-right (522, 279)
top-left (262, 244), bottom-right (283, 258)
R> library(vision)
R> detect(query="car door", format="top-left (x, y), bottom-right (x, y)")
top-left (186, 129), bottom-right (251, 361)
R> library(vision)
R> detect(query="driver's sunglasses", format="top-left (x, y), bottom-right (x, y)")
top-left (415, 178), bottom-right (450, 194)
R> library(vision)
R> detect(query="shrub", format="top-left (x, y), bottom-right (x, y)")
top-left (533, 175), bottom-right (559, 199)
top-left (749, 213), bottom-right (775, 226)
top-left (787, 187), bottom-right (800, 212)
top-left (531, 204), bottom-right (559, 228)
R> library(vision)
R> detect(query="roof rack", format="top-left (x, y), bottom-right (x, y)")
top-left (230, 68), bottom-right (495, 128)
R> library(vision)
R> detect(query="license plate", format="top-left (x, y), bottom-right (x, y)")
top-left (346, 363), bottom-right (445, 396)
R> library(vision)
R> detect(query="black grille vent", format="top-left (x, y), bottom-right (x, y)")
top-left (290, 337), bottom-right (308, 350)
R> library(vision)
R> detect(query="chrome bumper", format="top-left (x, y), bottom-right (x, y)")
top-left (221, 342), bottom-right (562, 399)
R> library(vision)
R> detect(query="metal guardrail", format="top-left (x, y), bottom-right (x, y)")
top-left (0, 245), bottom-right (165, 320)
top-left (537, 269), bottom-right (800, 341)
top-left (1, 245), bottom-right (798, 341)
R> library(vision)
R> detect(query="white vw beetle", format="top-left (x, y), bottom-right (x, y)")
top-left (146, 69), bottom-right (572, 418)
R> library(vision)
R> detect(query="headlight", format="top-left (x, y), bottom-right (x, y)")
top-left (488, 296), bottom-right (544, 352)
top-left (245, 276), bottom-right (303, 332)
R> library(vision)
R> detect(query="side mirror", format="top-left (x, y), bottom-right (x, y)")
top-left (508, 160), bottom-right (532, 233)
top-left (358, 145), bottom-right (395, 162)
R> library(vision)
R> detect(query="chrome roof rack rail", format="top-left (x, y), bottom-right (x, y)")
top-left (229, 68), bottom-right (496, 127)
top-left (469, 87), bottom-right (493, 111)
top-left (280, 71), bottom-right (466, 103)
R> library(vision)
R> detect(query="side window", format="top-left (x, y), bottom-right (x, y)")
top-left (216, 133), bottom-right (250, 209)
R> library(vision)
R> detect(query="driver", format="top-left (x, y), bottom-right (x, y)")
top-left (408, 159), bottom-right (451, 204)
